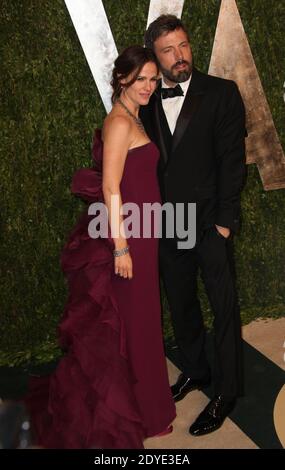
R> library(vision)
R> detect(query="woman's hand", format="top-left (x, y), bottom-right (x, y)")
top-left (115, 253), bottom-right (133, 279)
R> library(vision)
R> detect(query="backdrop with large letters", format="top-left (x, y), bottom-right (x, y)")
top-left (1, 0), bottom-right (285, 365)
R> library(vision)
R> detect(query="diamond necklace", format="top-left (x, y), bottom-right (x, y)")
top-left (117, 98), bottom-right (146, 135)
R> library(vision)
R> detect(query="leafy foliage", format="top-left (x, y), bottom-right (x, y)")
top-left (0, 0), bottom-right (285, 365)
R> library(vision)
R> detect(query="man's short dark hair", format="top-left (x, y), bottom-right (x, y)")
top-left (144, 14), bottom-right (189, 50)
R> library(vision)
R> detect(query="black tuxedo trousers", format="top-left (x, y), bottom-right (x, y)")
top-left (160, 227), bottom-right (243, 397)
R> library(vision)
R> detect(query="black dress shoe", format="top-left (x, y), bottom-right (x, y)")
top-left (171, 373), bottom-right (211, 402)
top-left (189, 395), bottom-right (236, 436)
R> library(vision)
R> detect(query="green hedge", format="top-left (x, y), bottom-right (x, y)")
top-left (1, 0), bottom-right (285, 366)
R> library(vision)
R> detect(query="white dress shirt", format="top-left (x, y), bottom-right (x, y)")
top-left (161, 76), bottom-right (192, 134)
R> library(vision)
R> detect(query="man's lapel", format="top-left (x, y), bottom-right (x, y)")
top-left (153, 82), bottom-right (169, 165)
top-left (171, 68), bottom-right (206, 154)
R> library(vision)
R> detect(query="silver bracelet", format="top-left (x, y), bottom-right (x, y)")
top-left (113, 246), bottom-right (130, 257)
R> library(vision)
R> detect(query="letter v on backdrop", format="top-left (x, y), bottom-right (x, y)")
top-left (64, 0), bottom-right (285, 190)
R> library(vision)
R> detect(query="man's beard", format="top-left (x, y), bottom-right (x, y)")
top-left (160, 59), bottom-right (192, 83)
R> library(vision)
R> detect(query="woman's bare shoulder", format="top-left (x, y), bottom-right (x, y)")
top-left (103, 111), bottom-right (132, 142)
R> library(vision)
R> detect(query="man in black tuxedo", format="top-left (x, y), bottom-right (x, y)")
top-left (141, 15), bottom-right (246, 436)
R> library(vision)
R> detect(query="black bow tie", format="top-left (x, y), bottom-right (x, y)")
top-left (161, 84), bottom-right (184, 99)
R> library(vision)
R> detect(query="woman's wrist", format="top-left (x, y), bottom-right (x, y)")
top-left (113, 238), bottom-right (128, 250)
top-left (113, 246), bottom-right (130, 257)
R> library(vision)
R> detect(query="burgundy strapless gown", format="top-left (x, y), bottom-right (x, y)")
top-left (28, 130), bottom-right (175, 449)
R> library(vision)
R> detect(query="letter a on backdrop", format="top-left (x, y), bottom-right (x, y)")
top-left (209, 0), bottom-right (285, 190)
top-left (146, 0), bottom-right (184, 27)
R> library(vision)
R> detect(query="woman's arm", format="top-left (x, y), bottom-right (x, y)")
top-left (102, 116), bottom-right (133, 279)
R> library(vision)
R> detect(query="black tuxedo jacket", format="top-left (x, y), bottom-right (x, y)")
top-left (139, 68), bottom-right (247, 233)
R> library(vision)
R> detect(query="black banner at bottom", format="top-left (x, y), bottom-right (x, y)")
top-left (0, 449), bottom-right (283, 467)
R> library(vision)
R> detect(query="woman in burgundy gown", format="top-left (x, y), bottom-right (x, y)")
top-left (30, 46), bottom-right (175, 449)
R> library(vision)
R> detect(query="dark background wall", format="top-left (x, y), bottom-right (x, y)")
top-left (1, 0), bottom-right (285, 366)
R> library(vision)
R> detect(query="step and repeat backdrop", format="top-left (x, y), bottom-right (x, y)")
top-left (1, 0), bottom-right (285, 365)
